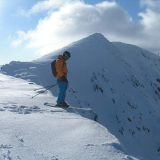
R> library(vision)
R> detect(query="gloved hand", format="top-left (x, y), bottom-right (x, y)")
top-left (61, 75), bottom-right (68, 82)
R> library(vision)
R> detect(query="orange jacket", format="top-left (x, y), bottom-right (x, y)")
top-left (55, 55), bottom-right (68, 79)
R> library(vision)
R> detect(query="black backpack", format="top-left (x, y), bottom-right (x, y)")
top-left (51, 60), bottom-right (57, 77)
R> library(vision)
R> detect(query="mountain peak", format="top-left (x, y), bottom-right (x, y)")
top-left (88, 32), bottom-right (105, 38)
top-left (36, 33), bottom-right (111, 62)
top-left (82, 33), bottom-right (109, 42)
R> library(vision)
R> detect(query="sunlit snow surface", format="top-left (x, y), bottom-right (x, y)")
top-left (0, 73), bottom-right (138, 160)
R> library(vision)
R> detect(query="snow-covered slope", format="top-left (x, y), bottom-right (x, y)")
top-left (2, 33), bottom-right (160, 159)
top-left (0, 73), bottom-right (137, 160)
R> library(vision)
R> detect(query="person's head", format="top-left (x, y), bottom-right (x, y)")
top-left (63, 51), bottom-right (71, 61)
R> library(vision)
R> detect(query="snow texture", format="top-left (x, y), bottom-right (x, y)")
top-left (0, 74), bottom-right (136, 160)
top-left (1, 33), bottom-right (160, 159)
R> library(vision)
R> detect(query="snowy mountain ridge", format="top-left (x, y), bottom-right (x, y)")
top-left (1, 33), bottom-right (160, 160)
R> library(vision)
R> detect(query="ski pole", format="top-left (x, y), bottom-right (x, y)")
top-left (30, 81), bottom-right (63, 99)
top-left (34, 84), bottom-right (56, 91)
top-left (31, 85), bottom-right (56, 99)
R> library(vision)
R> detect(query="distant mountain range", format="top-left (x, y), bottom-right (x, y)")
top-left (2, 33), bottom-right (160, 160)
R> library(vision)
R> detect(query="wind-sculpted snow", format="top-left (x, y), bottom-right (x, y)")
top-left (1, 33), bottom-right (160, 159)
top-left (0, 73), bottom-right (138, 160)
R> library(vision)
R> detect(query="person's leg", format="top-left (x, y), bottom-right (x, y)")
top-left (57, 78), bottom-right (68, 104)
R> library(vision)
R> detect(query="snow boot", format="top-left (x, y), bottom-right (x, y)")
top-left (55, 102), bottom-right (69, 108)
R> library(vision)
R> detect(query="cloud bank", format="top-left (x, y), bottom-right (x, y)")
top-left (12, 0), bottom-right (160, 56)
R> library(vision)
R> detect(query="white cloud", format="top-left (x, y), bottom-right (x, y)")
top-left (140, 0), bottom-right (160, 10)
top-left (11, 31), bottom-right (27, 47)
top-left (138, 0), bottom-right (160, 52)
top-left (12, 0), bottom-right (160, 56)
top-left (17, 0), bottom-right (79, 17)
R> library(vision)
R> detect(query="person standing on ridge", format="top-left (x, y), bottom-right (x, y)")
top-left (55, 51), bottom-right (71, 107)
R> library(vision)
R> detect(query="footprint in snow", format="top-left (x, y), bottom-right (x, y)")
top-left (1, 103), bottom-right (43, 115)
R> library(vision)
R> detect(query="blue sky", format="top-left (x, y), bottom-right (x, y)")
top-left (0, 0), bottom-right (160, 65)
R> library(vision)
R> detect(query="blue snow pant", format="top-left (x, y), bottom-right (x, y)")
top-left (57, 77), bottom-right (68, 104)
